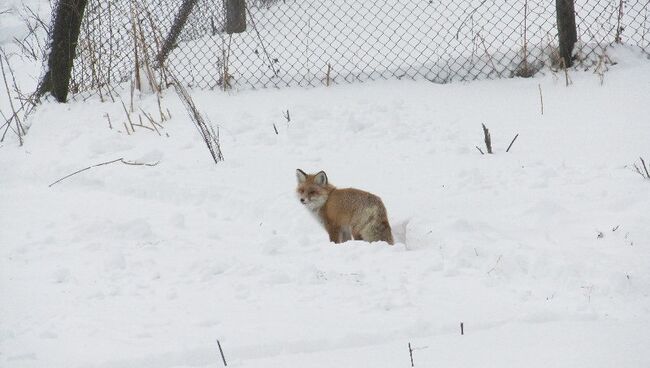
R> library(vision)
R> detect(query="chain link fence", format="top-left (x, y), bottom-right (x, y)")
top-left (69, 0), bottom-right (650, 95)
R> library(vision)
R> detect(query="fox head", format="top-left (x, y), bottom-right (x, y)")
top-left (296, 169), bottom-right (332, 211)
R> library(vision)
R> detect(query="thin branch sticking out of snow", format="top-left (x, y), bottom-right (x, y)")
top-left (633, 157), bottom-right (650, 179)
top-left (506, 133), bottom-right (519, 153)
top-left (49, 158), bottom-right (159, 187)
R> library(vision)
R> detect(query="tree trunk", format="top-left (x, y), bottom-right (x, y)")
top-left (225, 0), bottom-right (246, 34)
top-left (37, 0), bottom-right (88, 102)
top-left (556, 0), bottom-right (577, 67)
top-left (156, 0), bottom-right (199, 66)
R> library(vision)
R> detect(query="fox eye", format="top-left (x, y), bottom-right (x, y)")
top-left (308, 191), bottom-right (315, 196)
top-left (298, 189), bottom-right (304, 194)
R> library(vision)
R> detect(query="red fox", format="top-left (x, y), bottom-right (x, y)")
top-left (296, 169), bottom-right (394, 244)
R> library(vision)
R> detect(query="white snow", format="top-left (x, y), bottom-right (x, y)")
top-left (1, 9), bottom-right (650, 367)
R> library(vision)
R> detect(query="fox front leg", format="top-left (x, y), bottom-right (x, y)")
top-left (339, 227), bottom-right (352, 243)
top-left (325, 224), bottom-right (342, 244)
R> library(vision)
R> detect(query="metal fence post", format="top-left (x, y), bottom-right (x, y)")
top-left (556, 0), bottom-right (577, 67)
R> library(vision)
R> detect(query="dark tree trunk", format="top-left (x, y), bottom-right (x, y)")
top-left (37, 0), bottom-right (88, 102)
top-left (225, 0), bottom-right (246, 34)
top-left (156, 0), bottom-right (199, 66)
top-left (556, 0), bottom-right (577, 67)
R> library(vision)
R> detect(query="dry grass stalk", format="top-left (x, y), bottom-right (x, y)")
top-left (245, 2), bottom-right (278, 78)
top-left (221, 34), bottom-right (233, 91)
top-left (167, 69), bottom-right (224, 164)
top-left (538, 84), bottom-right (544, 115)
top-left (104, 113), bottom-right (113, 129)
top-left (593, 51), bottom-right (613, 85)
top-left (130, 1), bottom-right (142, 92)
top-left (121, 99), bottom-right (135, 132)
top-left (515, 0), bottom-right (535, 78)
top-left (633, 157), bottom-right (650, 179)
top-left (0, 50), bottom-right (25, 145)
top-left (139, 107), bottom-right (162, 136)
top-left (482, 123), bottom-right (493, 154)
top-left (326, 63), bottom-right (331, 86)
top-left (133, 2), bottom-right (161, 94)
top-left (506, 133), bottom-right (519, 153)
top-left (615, 0), bottom-right (624, 43)
top-left (474, 32), bottom-right (498, 77)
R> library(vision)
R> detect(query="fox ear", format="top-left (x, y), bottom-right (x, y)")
top-left (296, 169), bottom-right (307, 183)
top-left (314, 171), bottom-right (328, 186)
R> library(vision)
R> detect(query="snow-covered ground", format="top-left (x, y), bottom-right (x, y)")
top-left (2, 44), bottom-right (650, 367)
top-left (2, 3), bottom-right (650, 364)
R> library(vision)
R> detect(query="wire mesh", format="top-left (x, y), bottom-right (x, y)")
top-left (67, 0), bottom-right (650, 94)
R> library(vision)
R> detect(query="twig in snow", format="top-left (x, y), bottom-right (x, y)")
top-left (487, 254), bottom-right (503, 274)
top-left (272, 123), bottom-right (278, 135)
top-left (121, 99), bottom-right (134, 132)
top-left (49, 158), bottom-right (159, 187)
top-left (217, 339), bottom-right (228, 366)
top-left (506, 134), bottom-right (519, 153)
top-left (138, 108), bottom-right (162, 136)
top-left (132, 122), bottom-right (154, 131)
top-left (283, 109), bottom-right (290, 123)
top-left (475, 146), bottom-right (485, 155)
top-left (638, 157), bottom-right (649, 179)
top-left (104, 113), bottom-right (113, 129)
top-left (632, 157), bottom-right (650, 179)
top-left (460, 322), bottom-right (464, 335)
top-left (408, 342), bottom-right (414, 367)
top-left (538, 84), bottom-right (544, 115)
top-left (157, 93), bottom-right (166, 122)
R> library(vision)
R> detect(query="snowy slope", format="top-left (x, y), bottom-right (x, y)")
top-left (2, 46), bottom-right (650, 367)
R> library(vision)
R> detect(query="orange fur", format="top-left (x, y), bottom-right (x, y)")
top-left (296, 169), bottom-right (393, 244)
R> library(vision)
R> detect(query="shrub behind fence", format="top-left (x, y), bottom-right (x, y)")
top-left (68, 0), bottom-right (649, 95)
